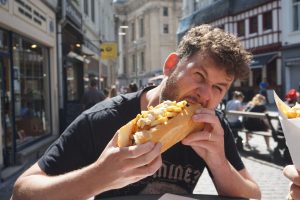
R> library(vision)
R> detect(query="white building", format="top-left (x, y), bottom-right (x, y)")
top-left (281, 0), bottom-right (300, 93)
top-left (114, 0), bottom-right (182, 90)
top-left (0, 0), bottom-right (58, 172)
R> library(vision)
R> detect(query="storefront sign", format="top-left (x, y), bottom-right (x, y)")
top-left (13, 0), bottom-right (47, 32)
top-left (84, 38), bottom-right (100, 55)
top-left (66, 0), bottom-right (82, 29)
top-left (0, 0), bottom-right (8, 10)
top-left (101, 42), bottom-right (117, 60)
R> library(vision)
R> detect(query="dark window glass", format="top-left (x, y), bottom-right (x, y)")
top-left (84, 0), bottom-right (88, 15)
top-left (163, 7), bottom-right (168, 16)
top-left (12, 34), bottom-right (51, 145)
top-left (293, 0), bottom-right (300, 31)
top-left (140, 18), bottom-right (144, 37)
top-left (141, 52), bottom-right (144, 71)
top-left (263, 11), bottom-right (272, 30)
top-left (249, 16), bottom-right (258, 34)
top-left (163, 24), bottom-right (169, 34)
top-left (237, 20), bottom-right (245, 37)
top-left (91, 0), bottom-right (95, 22)
top-left (131, 22), bottom-right (135, 41)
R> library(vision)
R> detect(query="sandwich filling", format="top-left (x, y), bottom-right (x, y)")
top-left (130, 100), bottom-right (188, 145)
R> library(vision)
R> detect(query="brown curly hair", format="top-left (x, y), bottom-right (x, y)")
top-left (176, 24), bottom-right (252, 80)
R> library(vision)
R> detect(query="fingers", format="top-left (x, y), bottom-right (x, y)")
top-left (289, 183), bottom-right (300, 200)
top-left (284, 165), bottom-right (300, 186)
top-left (132, 155), bottom-right (163, 177)
top-left (193, 108), bottom-right (223, 135)
top-left (122, 142), bottom-right (157, 158)
top-left (127, 143), bottom-right (162, 168)
top-left (182, 131), bottom-right (214, 144)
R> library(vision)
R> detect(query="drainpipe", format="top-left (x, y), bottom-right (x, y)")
top-left (57, 0), bottom-right (66, 132)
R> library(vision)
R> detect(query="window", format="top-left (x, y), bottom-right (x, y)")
top-left (12, 34), bottom-right (51, 145)
top-left (263, 11), bottom-right (272, 30)
top-left (237, 20), bottom-right (245, 37)
top-left (163, 7), bottom-right (168, 16)
top-left (163, 24), bottom-right (169, 34)
top-left (140, 18), bottom-right (144, 37)
top-left (131, 22), bottom-right (135, 41)
top-left (293, 0), bottom-right (300, 31)
top-left (123, 57), bottom-right (127, 74)
top-left (84, 0), bottom-right (88, 16)
top-left (132, 54), bottom-right (136, 73)
top-left (91, 0), bottom-right (95, 22)
top-left (249, 16), bottom-right (258, 34)
top-left (141, 52), bottom-right (145, 71)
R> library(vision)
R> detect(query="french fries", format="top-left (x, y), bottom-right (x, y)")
top-left (285, 103), bottom-right (300, 118)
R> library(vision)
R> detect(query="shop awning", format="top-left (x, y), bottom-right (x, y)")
top-left (250, 53), bottom-right (277, 69)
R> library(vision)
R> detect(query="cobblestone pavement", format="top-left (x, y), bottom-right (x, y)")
top-left (194, 134), bottom-right (290, 200)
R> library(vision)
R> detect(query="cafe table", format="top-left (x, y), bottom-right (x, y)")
top-left (95, 193), bottom-right (248, 200)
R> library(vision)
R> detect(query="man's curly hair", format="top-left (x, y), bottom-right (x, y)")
top-left (176, 24), bottom-right (252, 80)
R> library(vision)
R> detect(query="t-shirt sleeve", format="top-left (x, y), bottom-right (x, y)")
top-left (221, 114), bottom-right (245, 171)
top-left (38, 114), bottom-right (95, 175)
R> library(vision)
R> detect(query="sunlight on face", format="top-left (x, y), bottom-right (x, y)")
top-left (161, 53), bottom-right (233, 109)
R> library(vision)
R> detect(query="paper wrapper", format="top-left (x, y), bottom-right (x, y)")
top-left (274, 91), bottom-right (300, 170)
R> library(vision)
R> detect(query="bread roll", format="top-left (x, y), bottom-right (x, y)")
top-left (117, 100), bottom-right (204, 153)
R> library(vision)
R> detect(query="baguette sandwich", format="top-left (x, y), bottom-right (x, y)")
top-left (117, 100), bottom-right (204, 153)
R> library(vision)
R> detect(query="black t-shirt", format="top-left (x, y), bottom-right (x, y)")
top-left (38, 87), bottom-right (244, 198)
top-left (243, 105), bottom-right (268, 131)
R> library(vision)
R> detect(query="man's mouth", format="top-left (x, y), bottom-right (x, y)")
top-left (184, 96), bottom-right (205, 106)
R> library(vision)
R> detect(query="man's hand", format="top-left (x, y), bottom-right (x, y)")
top-left (181, 108), bottom-right (226, 167)
top-left (283, 165), bottom-right (300, 200)
top-left (94, 133), bottom-right (163, 191)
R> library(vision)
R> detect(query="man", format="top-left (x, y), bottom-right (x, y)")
top-left (12, 25), bottom-right (261, 200)
top-left (82, 79), bottom-right (106, 110)
top-left (284, 165), bottom-right (300, 200)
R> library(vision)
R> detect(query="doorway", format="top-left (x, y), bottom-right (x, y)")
top-left (0, 53), bottom-right (14, 166)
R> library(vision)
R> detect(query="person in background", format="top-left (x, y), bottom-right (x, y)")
top-left (284, 165), bottom-right (300, 200)
top-left (243, 94), bottom-right (271, 151)
top-left (259, 78), bottom-right (268, 103)
top-left (128, 82), bottom-right (138, 93)
top-left (12, 25), bottom-right (261, 200)
top-left (285, 88), bottom-right (299, 107)
top-left (82, 79), bottom-right (106, 110)
top-left (108, 86), bottom-right (117, 98)
top-left (225, 91), bottom-right (244, 150)
top-left (103, 88), bottom-right (109, 99)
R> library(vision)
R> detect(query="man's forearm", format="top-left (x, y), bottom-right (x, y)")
top-left (12, 163), bottom-right (109, 200)
top-left (209, 161), bottom-right (261, 199)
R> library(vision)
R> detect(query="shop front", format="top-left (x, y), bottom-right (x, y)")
top-left (0, 0), bottom-right (57, 169)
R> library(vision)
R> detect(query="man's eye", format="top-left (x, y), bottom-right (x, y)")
top-left (213, 85), bottom-right (223, 92)
top-left (196, 72), bottom-right (204, 80)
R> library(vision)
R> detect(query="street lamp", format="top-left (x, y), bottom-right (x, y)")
top-left (118, 26), bottom-right (128, 77)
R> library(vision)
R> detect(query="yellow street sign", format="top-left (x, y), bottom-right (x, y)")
top-left (101, 42), bottom-right (117, 60)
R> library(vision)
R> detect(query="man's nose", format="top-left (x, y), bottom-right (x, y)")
top-left (196, 83), bottom-right (212, 103)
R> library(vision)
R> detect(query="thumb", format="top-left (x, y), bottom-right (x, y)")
top-left (109, 132), bottom-right (119, 147)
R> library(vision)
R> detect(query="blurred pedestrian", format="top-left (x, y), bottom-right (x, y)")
top-left (128, 82), bottom-right (138, 93)
top-left (225, 91), bottom-right (244, 150)
top-left (285, 88), bottom-right (299, 107)
top-left (259, 78), bottom-right (268, 103)
top-left (82, 79), bottom-right (105, 110)
top-left (283, 165), bottom-right (300, 200)
top-left (108, 86), bottom-right (117, 98)
top-left (243, 94), bottom-right (271, 151)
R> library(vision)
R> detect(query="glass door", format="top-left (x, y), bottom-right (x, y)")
top-left (0, 53), bottom-right (13, 166)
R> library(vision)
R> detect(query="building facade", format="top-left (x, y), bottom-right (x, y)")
top-left (281, 0), bottom-right (300, 94)
top-left (98, 0), bottom-right (116, 90)
top-left (0, 0), bottom-right (58, 171)
top-left (114, 0), bottom-right (182, 90)
top-left (178, 0), bottom-right (282, 102)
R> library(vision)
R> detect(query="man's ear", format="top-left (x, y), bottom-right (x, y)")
top-left (163, 53), bottom-right (180, 76)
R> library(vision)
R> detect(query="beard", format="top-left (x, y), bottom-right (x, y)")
top-left (160, 70), bottom-right (181, 102)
